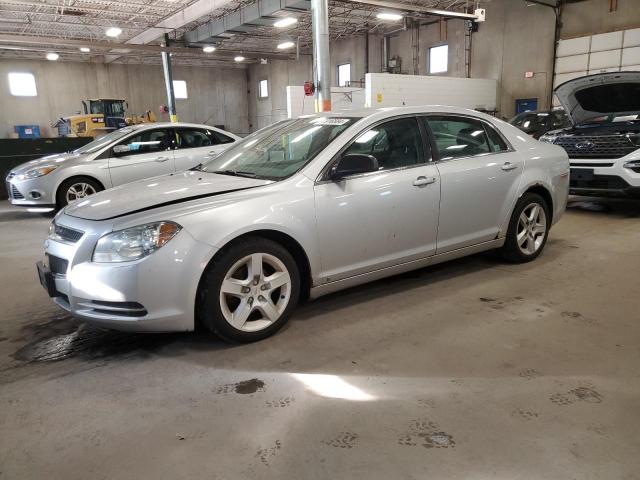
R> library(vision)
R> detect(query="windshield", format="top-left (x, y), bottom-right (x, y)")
top-left (73, 127), bottom-right (135, 154)
top-left (199, 117), bottom-right (357, 180)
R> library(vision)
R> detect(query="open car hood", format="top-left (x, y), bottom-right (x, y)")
top-left (554, 72), bottom-right (640, 125)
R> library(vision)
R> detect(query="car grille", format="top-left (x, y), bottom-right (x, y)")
top-left (9, 184), bottom-right (24, 200)
top-left (47, 254), bottom-right (69, 276)
top-left (53, 223), bottom-right (84, 243)
top-left (555, 135), bottom-right (638, 159)
top-left (570, 172), bottom-right (630, 190)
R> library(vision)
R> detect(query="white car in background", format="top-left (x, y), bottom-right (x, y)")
top-left (6, 122), bottom-right (240, 209)
top-left (39, 106), bottom-right (569, 343)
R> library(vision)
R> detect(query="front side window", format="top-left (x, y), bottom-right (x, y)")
top-left (427, 116), bottom-right (491, 160)
top-left (8, 72), bottom-right (37, 96)
top-left (342, 117), bottom-right (427, 170)
top-left (200, 117), bottom-right (357, 180)
top-left (429, 45), bottom-right (448, 74)
top-left (176, 129), bottom-right (212, 149)
top-left (115, 129), bottom-right (173, 156)
top-left (337, 63), bottom-right (351, 87)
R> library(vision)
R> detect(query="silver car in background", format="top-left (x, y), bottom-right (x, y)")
top-left (39, 106), bottom-right (569, 342)
top-left (6, 122), bottom-right (239, 209)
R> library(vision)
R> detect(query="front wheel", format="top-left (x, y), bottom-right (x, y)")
top-left (500, 192), bottom-right (550, 263)
top-left (197, 237), bottom-right (300, 342)
top-left (56, 177), bottom-right (103, 209)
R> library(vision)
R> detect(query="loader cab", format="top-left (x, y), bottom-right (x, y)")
top-left (83, 99), bottom-right (128, 131)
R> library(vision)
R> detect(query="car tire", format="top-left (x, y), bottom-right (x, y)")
top-left (56, 176), bottom-right (103, 209)
top-left (197, 237), bottom-right (301, 343)
top-left (500, 192), bottom-right (550, 263)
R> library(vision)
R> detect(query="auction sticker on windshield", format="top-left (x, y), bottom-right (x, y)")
top-left (310, 118), bottom-right (351, 126)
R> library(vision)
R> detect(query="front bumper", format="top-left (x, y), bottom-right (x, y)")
top-left (6, 176), bottom-right (55, 207)
top-left (568, 158), bottom-right (640, 198)
top-left (39, 214), bottom-right (216, 332)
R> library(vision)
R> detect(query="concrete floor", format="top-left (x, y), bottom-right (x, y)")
top-left (1, 198), bottom-right (639, 479)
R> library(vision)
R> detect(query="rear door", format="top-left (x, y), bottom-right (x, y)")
top-left (424, 115), bottom-right (523, 253)
top-left (107, 128), bottom-right (175, 186)
top-left (173, 127), bottom-right (237, 172)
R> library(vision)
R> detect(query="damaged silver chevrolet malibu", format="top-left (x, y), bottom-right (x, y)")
top-left (38, 106), bottom-right (569, 342)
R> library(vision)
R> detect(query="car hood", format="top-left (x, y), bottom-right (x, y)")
top-left (63, 171), bottom-right (273, 221)
top-left (10, 152), bottom-right (87, 175)
top-left (554, 71), bottom-right (640, 125)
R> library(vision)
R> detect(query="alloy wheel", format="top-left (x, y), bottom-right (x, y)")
top-left (516, 202), bottom-right (547, 255)
top-left (219, 252), bottom-right (292, 332)
top-left (66, 182), bottom-right (97, 202)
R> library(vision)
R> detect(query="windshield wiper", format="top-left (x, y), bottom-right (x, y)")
top-left (190, 163), bottom-right (203, 171)
top-left (212, 169), bottom-right (258, 178)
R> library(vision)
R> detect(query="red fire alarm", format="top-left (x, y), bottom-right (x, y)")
top-left (159, 105), bottom-right (169, 113)
top-left (304, 81), bottom-right (315, 96)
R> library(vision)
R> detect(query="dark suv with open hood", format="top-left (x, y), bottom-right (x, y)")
top-left (539, 72), bottom-right (640, 198)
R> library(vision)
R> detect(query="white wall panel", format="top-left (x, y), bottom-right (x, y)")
top-left (556, 54), bottom-right (589, 73)
top-left (620, 65), bottom-right (640, 72)
top-left (557, 37), bottom-right (590, 57)
top-left (622, 46), bottom-right (640, 66)
top-left (623, 28), bottom-right (640, 48)
top-left (589, 49), bottom-right (622, 69)
top-left (590, 31), bottom-right (623, 52)
top-left (553, 71), bottom-right (587, 89)
top-left (588, 67), bottom-right (620, 74)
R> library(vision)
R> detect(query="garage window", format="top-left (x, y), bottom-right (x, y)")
top-left (8, 72), bottom-right (37, 97)
top-left (428, 45), bottom-right (448, 74)
top-left (258, 79), bottom-right (269, 98)
top-left (172, 80), bottom-right (188, 99)
top-left (337, 63), bottom-right (351, 87)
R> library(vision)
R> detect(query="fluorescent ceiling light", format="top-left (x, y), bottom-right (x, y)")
top-left (277, 41), bottom-right (295, 50)
top-left (234, 56), bottom-right (245, 62)
top-left (80, 47), bottom-right (90, 53)
top-left (274, 17), bottom-right (297, 28)
top-left (105, 27), bottom-right (122, 37)
top-left (376, 12), bottom-right (403, 21)
top-left (46, 52), bottom-right (59, 61)
top-left (202, 45), bottom-right (216, 53)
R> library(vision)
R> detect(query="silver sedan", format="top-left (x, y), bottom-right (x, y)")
top-left (38, 106), bottom-right (569, 342)
top-left (6, 122), bottom-right (239, 209)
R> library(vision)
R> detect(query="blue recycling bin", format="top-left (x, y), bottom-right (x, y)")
top-left (14, 125), bottom-right (41, 139)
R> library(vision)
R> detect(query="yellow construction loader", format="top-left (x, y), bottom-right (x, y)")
top-left (53, 99), bottom-right (157, 138)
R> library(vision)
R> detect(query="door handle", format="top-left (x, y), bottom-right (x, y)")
top-left (413, 176), bottom-right (436, 187)
top-left (207, 150), bottom-right (219, 157)
top-left (501, 162), bottom-right (518, 171)
top-left (155, 156), bottom-right (170, 162)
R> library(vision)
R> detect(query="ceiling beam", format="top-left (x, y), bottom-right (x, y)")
top-left (344, 0), bottom-right (479, 20)
top-left (0, 34), bottom-right (296, 59)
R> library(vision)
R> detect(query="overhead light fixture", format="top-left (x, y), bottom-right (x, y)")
top-left (105, 26), bottom-right (122, 37)
top-left (234, 56), bottom-right (245, 62)
top-left (274, 17), bottom-right (297, 28)
top-left (277, 41), bottom-right (295, 50)
top-left (46, 52), bottom-right (59, 61)
top-left (376, 12), bottom-right (403, 21)
top-left (80, 47), bottom-right (90, 53)
top-left (202, 45), bottom-right (216, 53)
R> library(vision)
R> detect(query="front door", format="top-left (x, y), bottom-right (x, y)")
top-left (424, 115), bottom-right (524, 253)
top-left (108, 128), bottom-right (175, 186)
top-left (314, 116), bottom-right (441, 282)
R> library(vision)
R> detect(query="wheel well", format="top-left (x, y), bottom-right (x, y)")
top-left (523, 184), bottom-right (553, 223)
top-left (56, 175), bottom-right (105, 205)
top-left (212, 230), bottom-right (312, 301)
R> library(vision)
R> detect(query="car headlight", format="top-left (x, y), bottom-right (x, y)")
top-left (538, 134), bottom-right (558, 144)
top-left (93, 222), bottom-right (181, 263)
top-left (623, 160), bottom-right (640, 173)
top-left (17, 166), bottom-right (57, 180)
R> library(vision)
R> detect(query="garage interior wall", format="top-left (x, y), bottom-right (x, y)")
top-left (0, 60), bottom-right (250, 137)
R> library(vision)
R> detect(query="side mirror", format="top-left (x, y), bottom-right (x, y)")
top-left (112, 144), bottom-right (131, 156)
top-left (329, 154), bottom-right (379, 181)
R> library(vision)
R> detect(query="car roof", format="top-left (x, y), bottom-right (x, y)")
top-left (127, 122), bottom-right (226, 131)
top-left (299, 105), bottom-right (499, 123)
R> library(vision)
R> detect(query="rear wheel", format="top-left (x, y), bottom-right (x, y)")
top-left (197, 237), bottom-right (300, 342)
top-left (56, 176), bottom-right (103, 209)
top-left (500, 192), bottom-right (550, 263)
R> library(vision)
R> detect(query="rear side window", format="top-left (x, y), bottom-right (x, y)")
top-left (484, 123), bottom-right (509, 152)
top-left (426, 116), bottom-right (491, 160)
top-left (176, 129), bottom-right (212, 149)
top-left (210, 130), bottom-right (235, 144)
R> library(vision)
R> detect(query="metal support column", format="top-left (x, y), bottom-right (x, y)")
top-left (161, 33), bottom-right (177, 122)
top-left (311, 0), bottom-right (331, 112)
